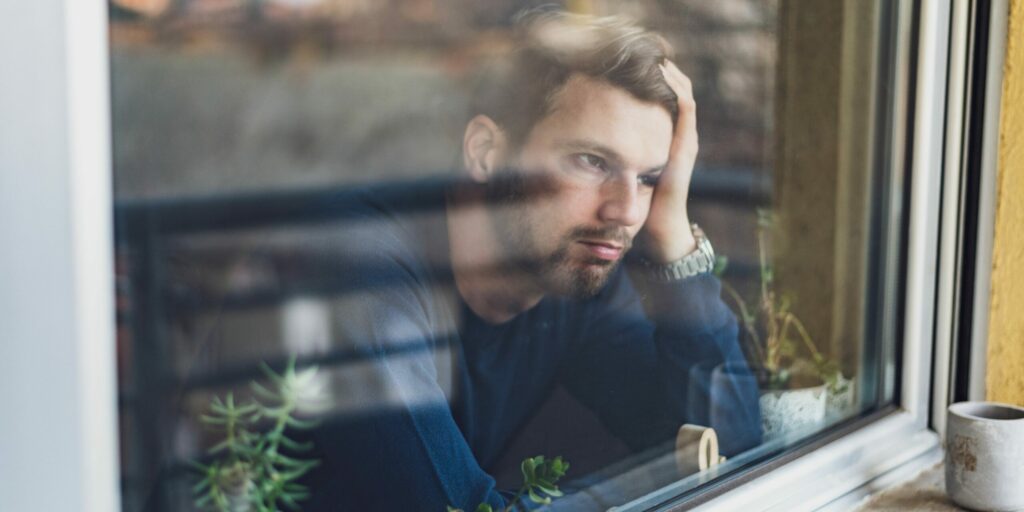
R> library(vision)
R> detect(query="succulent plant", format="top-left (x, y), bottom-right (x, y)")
top-left (192, 357), bottom-right (325, 512)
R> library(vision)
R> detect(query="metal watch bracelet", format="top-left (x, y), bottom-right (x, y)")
top-left (641, 224), bottom-right (716, 282)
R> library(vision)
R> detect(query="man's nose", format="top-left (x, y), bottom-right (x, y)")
top-left (597, 174), bottom-right (644, 227)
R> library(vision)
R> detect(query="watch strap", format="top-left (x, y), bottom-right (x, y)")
top-left (641, 224), bottom-right (716, 282)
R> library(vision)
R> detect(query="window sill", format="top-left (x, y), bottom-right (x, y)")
top-left (853, 461), bottom-right (966, 511)
top-left (683, 410), bottom-right (941, 511)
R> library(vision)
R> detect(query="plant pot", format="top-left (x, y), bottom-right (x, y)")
top-left (945, 401), bottom-right (1024, 511)
top-left (225, 477), bottom-right (255, 512)
top-left (758, 373), bottom-right (827, 442)
top-left (825, 374), bottom-right (857, 423)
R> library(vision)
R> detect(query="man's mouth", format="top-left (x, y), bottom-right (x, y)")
top-left (577, 240), bottom-right (625, 261)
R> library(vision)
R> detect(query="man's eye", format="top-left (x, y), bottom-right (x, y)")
top-left (639, 174), bottom-right (661, 188)
top-left (574, 153), bottom-right (607, 171)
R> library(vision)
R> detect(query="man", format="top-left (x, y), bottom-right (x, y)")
top-left (298, 11), bottom-right (760, 510)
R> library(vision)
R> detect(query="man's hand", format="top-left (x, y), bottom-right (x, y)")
top-left (636, 60), bottom-right (699, 264)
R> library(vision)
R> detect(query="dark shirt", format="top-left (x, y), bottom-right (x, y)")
top-left (296, 182), bottom-right (760, 510)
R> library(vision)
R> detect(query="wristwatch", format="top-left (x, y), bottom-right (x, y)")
top-left (641, 224), bottom-right (716, 282)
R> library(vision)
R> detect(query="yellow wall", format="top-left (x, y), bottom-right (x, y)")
top-left (987, 0), bottom-right (1024, 406)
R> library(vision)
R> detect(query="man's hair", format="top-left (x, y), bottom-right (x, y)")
top-left (470, 10), bottom-right (678, 147)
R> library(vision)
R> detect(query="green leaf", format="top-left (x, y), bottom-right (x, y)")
top-left (194, 492), bottom-right (213, 508)
top-left (272, 453), bottom-right (309, 467)
top-left (200, 414), bottom-right (227, 425)
top-left (279, 492), bottom-right (300, 510)
top-left (521, 457), bottom-right (537, 483)
top-left (285, 416), bottom-right (320, 430)
top-left (236, 402), bottom-right (260, 415)
top-left (259, 360), bottom-right (285, 385)
top-left (528, 489), bottom-right (552, 505)
top-left (206, 439), bottom-right (232, 455)
top-left (713, 255), bottom-right (729, 277)
top-left (277, 434), bottom-right (313, 452)
top-left (277, 464), bottom-right (318, 483)
top-left (192, 477), bottom-right (212, 493)
top-left (475, 504), bottom-right (493, 512)
top-left (251, 381), bottom-right (278, 402)
top-left (536, 484), bottom-right (563, 497)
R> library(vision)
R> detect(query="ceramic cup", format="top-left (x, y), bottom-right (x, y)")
top-left (945, 401), bottom-right (1024, 511)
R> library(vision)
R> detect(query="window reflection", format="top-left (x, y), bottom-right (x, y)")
top-left (111, 1), bottom-right (892, 511)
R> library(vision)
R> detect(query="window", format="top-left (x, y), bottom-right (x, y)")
top-left (107, 1), bottom-right (915, 510)
top-left (1, 0), bottom-right (1006, 511)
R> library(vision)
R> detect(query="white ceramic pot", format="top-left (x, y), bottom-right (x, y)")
top-left (825, 375), bottom-right (857, 423)
top-left (759, 383), bottom-right (827, 442)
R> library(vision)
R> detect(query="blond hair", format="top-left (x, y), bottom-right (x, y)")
top-left (471, 10), bottom-right (678, 146)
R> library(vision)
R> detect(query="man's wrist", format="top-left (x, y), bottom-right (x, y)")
top-left (640, 218), bottom-right (697, 264)
top-left (637, 224), bottom-right (715, 282)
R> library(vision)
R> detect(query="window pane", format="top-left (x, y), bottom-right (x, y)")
top-left (110, 1), bottom-right (902, 510)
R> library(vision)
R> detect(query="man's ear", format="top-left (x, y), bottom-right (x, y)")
top-left (462, 115), bottom-right (508, 182)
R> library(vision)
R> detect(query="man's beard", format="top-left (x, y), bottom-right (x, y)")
top-left (540, 225), bottom-right (632, 298)
top-left (484, 170), bottom-right (632, 298)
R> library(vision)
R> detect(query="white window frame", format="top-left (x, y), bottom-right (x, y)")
top-left (0, 1), bottom-right (1006, 511)
top-left (0, 0), bottom-right (119, 511)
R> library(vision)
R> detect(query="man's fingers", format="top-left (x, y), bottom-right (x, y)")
top-left (659, 61), bottom-right (698, 158)
top-left (661, 61), bottom-right (694, 101)
top-left (642, 60), bottom-right (700, 259)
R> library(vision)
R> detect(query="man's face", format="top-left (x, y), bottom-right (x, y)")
top-left (488, 74), bottom-right (674, 298)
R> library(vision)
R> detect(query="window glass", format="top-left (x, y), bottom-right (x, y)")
top-left (111, 1), bottom-right (901, 510)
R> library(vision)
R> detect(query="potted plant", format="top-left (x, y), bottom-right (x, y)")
top-left (192, 357), bottom-right (326, 512)
top-left (717, 211), bottom-right (852, 441)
